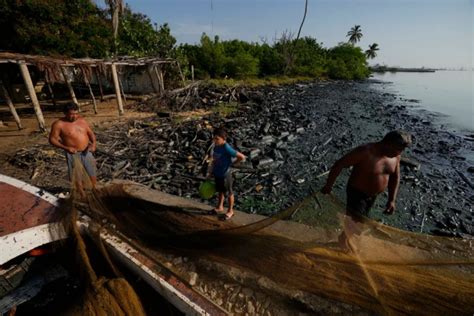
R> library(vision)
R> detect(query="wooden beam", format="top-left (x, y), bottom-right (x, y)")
top-left (18, 62), bottom-right (46, 132)
top-left (147, 65), bottom-right (160, 93)
top-left (94, 68), bottom-right (104, 101)
top-left (176, 61), bottom-right (186, 86)
top-left (118, 76), bottom-right (127, 104)
top-left (191, 65), bottom-right (195, 82)
top-left (44, 77), bottom-right (57, 107)
top-left (0, 80), bottom-right (22, 130)
top-left (79, 67), bottom-right (97, 114)
top-left (60, 66), bottom-right (80, 111)
top-left (110, 63), bottom-right (124, 115)
top-left (83, 74), bottom-right (97, 114)
top-left (154, 65), bottom-right (165, 94)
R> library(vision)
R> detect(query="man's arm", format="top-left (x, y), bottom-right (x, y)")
top-left (85, 121), bottom-right (97, 152)
top-left (385, 158), bottom-right (401, 214)
top-left (321, 146), bottom-right (366, 194)
top-left (49, 121), bottom-right (74, 153)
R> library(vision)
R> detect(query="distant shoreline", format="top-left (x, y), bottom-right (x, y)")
top-left (370, 67), bottom-right (436, 73)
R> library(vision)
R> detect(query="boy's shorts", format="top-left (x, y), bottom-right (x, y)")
top-left (65, 150), bottom-right (97, 181)
top-left (215, 172), bottom-right (233, 194)
top-left (346, 185), bottom-right (377, 221)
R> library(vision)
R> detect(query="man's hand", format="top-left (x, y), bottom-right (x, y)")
top-left (321, 185), bottom-right (332, 194)
top-left (384, 201), bottom-right (396, 215)
top-left (88, 143), bottom-right (96, 152)
top-left (66, 147), bottom-right (77, 154)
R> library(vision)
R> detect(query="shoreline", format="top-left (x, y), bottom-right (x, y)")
top-left (1, 79), bottom-right (472, 237)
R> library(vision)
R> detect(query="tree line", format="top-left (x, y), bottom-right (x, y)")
top-left (0, 0), bottom-right (380, 80)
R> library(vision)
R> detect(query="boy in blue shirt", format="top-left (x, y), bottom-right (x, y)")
top-left (208, 127), bottom-right (246, 220)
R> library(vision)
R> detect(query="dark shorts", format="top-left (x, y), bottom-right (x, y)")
top-left (65, 150), bottom-right (97, 181)
top-left (346, 185), bottom-right (377, 220)
top-left (215, 172), bottom-right (233, 195)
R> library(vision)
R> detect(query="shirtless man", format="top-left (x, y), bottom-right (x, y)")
top-left (321, 131), bottom-right (412, 251)
top-left (49, 103), bottom-right (97, 187)
top-left (322, 130), bottom-right (412, 219)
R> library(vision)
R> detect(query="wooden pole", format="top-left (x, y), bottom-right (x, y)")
top-left (191, 65), bottom-right (195, 82)
top-left (176, 61), bottom-right (186, 86)
top-left (60, 66), bottom-right (80, 111)
top-left (118, 75), bottom-right (127, 103)
top-left (154, 65), bottom-right (165, 94)
top-left (18, 62), bottom-right (46, 132)
top-left (94, 68), bottom-right (104, 101)
top-left (147, 65), bottom-right (160, 93)
top-left (82, 70), bottom-right (97, 114)
top-left (44, 78), bottom-right (57, 107)
top-left (0, 80), bottom-right (23, 130)
top-left (110, 63), bottom-right (124, 115)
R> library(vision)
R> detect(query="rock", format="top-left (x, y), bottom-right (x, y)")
top-left (296, 127), bottom-right (305, 134)
top-left (257, 158), bottom-right (274, 169)
top-left (249, 149), bottom-right (261, 160)
top-left (260, 135), bottom-right (274, 145)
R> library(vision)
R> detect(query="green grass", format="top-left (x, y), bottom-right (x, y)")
top-left (207, 76), bottom-right (317, 88)
top-left (211, 101), bottom-right (239, 117)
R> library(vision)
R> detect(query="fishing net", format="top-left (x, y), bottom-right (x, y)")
top-left (59, 156), bottom-right (146, 316)
top-left (69, 156), bottom-right (474, 315)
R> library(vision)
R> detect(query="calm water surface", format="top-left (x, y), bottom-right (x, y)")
top-left (372, 71), bottom-right (473, 131)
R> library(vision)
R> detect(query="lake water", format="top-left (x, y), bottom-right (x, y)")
top-left (371, 71), bottom-right (473, 132)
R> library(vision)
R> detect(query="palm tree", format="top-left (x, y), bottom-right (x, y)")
top-left (105, 0), bottom-right (124, 54)
top-left (346, 25), bottom-right (363, 45)
top-left (365, 43), bottom-right (379, 59)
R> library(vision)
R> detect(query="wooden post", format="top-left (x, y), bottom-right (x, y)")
top-left (0, 80), bottom-right (22, 130)
top-left (18, 62), bottom-right (46, 132)
top-left (44, 78), bottom-right (57, 107)
top-left (147, 65), bottom-right (160, 93)
top-left (110, 63), bottom-right (124, 115)
top-left (118, 76), bottom-right (127, 103)
top-left (81, 69), bottom-right (97, 114)
top-left (154, 65), bottom-right (165, 94)
top-left (176, 61), bottom-right (186, 86)
top-left (94, 67), bottom-right (104, 101)
top-left (191, 65), bottom-right (195, 82)
top-left (60, 66), bottom-right (80, 111)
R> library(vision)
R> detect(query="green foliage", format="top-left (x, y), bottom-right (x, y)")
top-left (118, 7), bottom-right (176, 57)
top-left (0, 0), bottom-right (112, 58)
top-left (0, 1), bottom-right (371, 82)
top-left (289, 37), bottom-right (326, 77)
top-left (327, 43), bottom-right (370, 80)
top-left (182, 33), bottom-right (368, 81)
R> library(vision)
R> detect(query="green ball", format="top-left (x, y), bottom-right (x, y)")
top-left (199, 180), bottom-right (216, 199)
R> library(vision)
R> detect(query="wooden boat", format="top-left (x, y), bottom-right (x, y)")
top-left (0, 174), bottom-right (224, 315)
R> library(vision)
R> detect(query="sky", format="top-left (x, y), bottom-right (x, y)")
top-left (111, 0), bottom-right (473, 69)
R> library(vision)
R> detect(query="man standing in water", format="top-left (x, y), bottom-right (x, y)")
top-left (49, 103), bottom-right (97, 188)
top-left (322, 130), bottom-right (412, 220)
